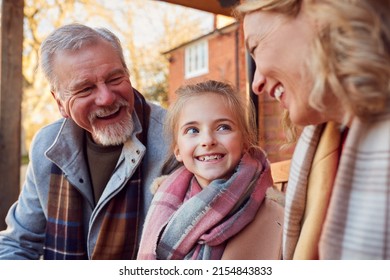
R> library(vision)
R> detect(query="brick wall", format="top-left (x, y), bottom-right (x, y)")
top-left (167, 25), bottom-right (244, 103)
top-left (257, 93), bottom-right (296, 162)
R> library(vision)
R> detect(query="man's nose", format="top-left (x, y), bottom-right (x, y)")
top-left (95, 84), bottom-right (115, 106)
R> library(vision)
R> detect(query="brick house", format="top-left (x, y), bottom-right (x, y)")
top-left (163, 19), bottom-right (294, 164)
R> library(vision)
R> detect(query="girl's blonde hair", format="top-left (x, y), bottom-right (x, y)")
top-left (165, 80), bottom-right (258, 156)
top-left (236, 0), bottom-right (390, 127)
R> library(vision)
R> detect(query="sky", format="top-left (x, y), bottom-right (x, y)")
top-left (81, 0), bottom-right (215, 46)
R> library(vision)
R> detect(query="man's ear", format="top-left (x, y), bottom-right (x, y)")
top-left (51, 91), bottom-right (69, 118)
top-left (173, 146), bottom-right (183, 162)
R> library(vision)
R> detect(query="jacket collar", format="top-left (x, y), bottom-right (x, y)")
top-left (45, 110), bottom-right (145, 206)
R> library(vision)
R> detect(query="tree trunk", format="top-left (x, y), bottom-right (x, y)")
top-left (0, 0), bottom-right (24, 230)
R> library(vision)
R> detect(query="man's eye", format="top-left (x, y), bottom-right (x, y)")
top-left (80, 87), bottom-right (93, 93)
top-left (72, 87), bottom-right (92, 96)
top-left (185, 127), bottom-right (199, 134)
top-left (75, 87), bottom-right (92, 95)
top-left (108, 76), bottom-right (123, 85)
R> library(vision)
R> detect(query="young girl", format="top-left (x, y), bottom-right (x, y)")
top-left (137, 80), bottom-right (274, 260)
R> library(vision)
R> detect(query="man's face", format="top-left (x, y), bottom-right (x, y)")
top-left (52, 40), bottom-right (135, 146)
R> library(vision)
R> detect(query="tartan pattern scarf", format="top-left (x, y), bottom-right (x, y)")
top-left (137, 148), bottom-right (273, 260)
top-left (44, 89), bottom-right (150, 260)
top-left (284, 112), bottom-right (390, 259)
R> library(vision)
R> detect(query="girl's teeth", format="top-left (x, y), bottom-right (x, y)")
top-left (274, 85), bottom-right (285, 102)
top-left (199, 155), bottom-right (222, 161)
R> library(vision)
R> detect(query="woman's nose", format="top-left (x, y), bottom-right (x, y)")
top-left (252, 68), bottom-right (266, 95)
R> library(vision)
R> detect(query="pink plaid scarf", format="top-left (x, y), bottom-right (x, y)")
top-left (137, 148), bottom-right (273, 260)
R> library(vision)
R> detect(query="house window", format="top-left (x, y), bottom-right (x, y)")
top-left (185, 40), bottom-right (208, 78)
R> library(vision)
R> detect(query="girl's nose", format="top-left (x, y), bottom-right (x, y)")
top-left (201, 131), bottom-right (216, 147)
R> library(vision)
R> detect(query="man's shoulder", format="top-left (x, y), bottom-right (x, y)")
top-left (34, 119), bottom-right (64, 138)
top-left (144, 102), bottom-right (169, 153)
top-left (148, 102), bottom-right (166, 126)
top-left (30, 119), bottom-right (65, 152)
top-left (149, 101), bottom-right (166, 116)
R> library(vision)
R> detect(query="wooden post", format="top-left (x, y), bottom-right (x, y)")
top-left (0, 0), bottom-right (24, 230)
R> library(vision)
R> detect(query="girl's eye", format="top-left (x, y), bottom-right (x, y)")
top-left (185, 127), bottom-right (199, 134)
top-left (217, 124), bottom-right (231, 131)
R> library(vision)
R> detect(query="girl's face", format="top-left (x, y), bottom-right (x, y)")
top-left (244, 10), bottom-right (331, 126)
top-left (174, 93), bottom-right (245, 188)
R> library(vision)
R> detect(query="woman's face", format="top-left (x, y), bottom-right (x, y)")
top-left (244, 10), bottom-right (330, 126)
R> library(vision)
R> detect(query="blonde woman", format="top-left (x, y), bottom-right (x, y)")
top-left (237, 0), bottom-right (390, 259)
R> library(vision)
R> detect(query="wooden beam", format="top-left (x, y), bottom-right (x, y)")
top-left (271, 160), bottom-right (291, 192)
top-left (157, 0), bottom-right (236, 16)
top-left (0, 0), bottom-right (24, 230)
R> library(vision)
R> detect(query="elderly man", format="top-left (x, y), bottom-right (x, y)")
top-left (0, 23), bottom-right (171, 259)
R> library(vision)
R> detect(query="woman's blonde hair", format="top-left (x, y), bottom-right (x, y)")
top-left (235, 0), bottom-right (301, 17)
top-left (165, 80), bottom-right (258, 155)
top-left (237, 0), bottom-right (390, 125)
